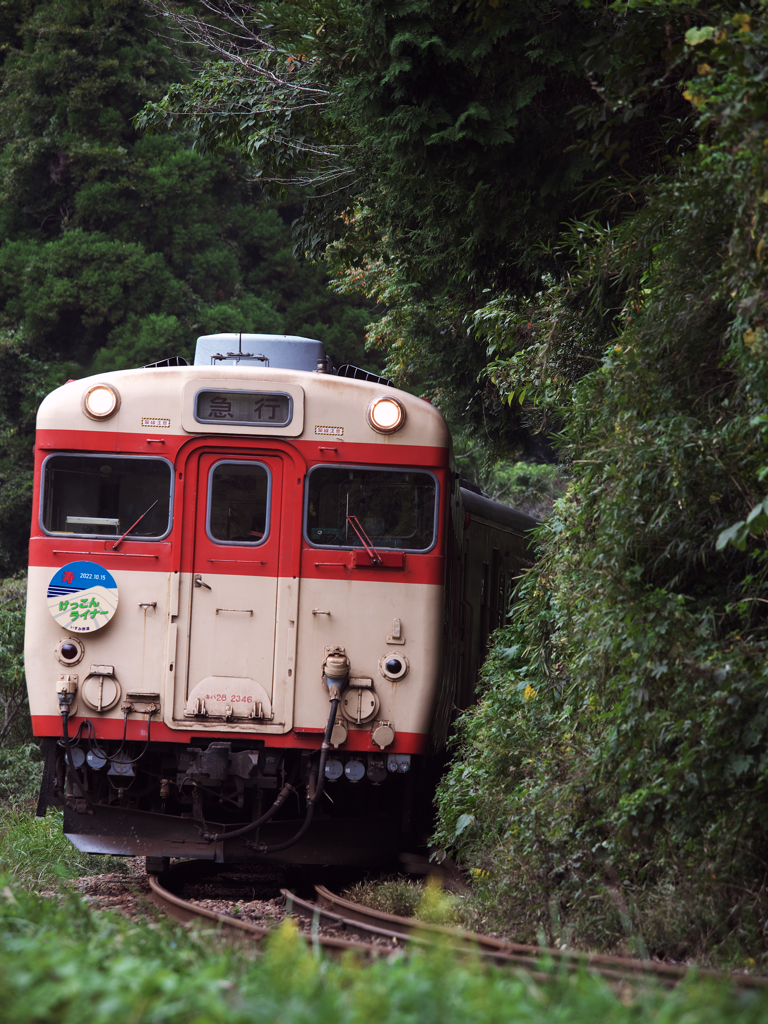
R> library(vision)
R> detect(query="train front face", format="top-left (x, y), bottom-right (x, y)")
top-left (24, 358), bottom-right (451, 865)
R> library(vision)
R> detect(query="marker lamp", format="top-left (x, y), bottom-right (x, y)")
top-left (83, 383), bottom-right (120, 420)
top-left (367, 396), bottom-right (405, 434)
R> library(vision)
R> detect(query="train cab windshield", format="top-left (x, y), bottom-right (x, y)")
top-left (305, 466), bottom-right (437, 551)
top-left (207, 461), bottom-right (270, 544)
top-left (41, 454), bottom-right (172, 539)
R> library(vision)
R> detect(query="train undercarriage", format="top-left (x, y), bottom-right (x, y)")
top-left (38, 734), bottom-right (425, 866)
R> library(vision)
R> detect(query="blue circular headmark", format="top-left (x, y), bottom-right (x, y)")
top-left (47, 561), bottom-right (119, 633)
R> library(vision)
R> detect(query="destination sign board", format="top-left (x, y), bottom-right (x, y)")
top-left (195, 390), bottom-right (292, 427)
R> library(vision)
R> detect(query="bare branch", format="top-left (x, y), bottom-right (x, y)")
top-left (139, 1), bottom-right (355, 193)
top-left (145, 0), bottom-right (273, 62)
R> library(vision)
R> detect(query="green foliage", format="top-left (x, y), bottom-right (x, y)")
top-left (0, 741), bottom-right (40, 811)
top-left (414, 876), bottom-right (464, 926)
top-left (345, 0), bottom-right (606, 292)
top-left (0, 740), bottom-right (129, 884)
top-left (137, 1), bottom-right (590, 443)
top-left (343, 875), bottom-right (466, 924)
top-left (0, 0), bottom-right (374, 571)
top-left (139, 1), bottom-right (703, 450)
top-left (0, 743), bottom-right (41, 810)
top-left (0, 333), bottom-right (77, 572)
top-left (0, 869), bottom-right (764, 1022)
top-left (344, 875), bottom-right (424, 918)
top-left (0, 807), bottom-right (126, 887)
top-left (455, 459), bottom-right (566, 518)
top-left (142, 0), bottom-right (594, 283)
top-left (434, 1), bottom-right (768, 965)
top-left (0, 574), bottom-right (29, 743)
top-left (346, 876), bottom-right (423, 917)
top-left (135, 8), bottom-right (358, 198)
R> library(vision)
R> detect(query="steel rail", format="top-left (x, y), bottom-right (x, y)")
top-left (148, 871), bottom-right (270, 936)
top-left (147, 871), bottom-right (387, 958)
top-left (146, 869), bottom-right (768, 989)
top-left (282, 888), bottom-right (410, 949)
top-left (314, 885), bottom-right (768, 989)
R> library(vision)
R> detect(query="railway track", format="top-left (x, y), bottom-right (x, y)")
top-left (147, 864), bottom-right (768, 990)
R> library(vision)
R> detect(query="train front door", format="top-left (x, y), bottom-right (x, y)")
top-left (184, 452), bottom-right (285, 725)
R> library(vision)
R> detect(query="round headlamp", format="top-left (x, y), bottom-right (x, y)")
top-left (83, 383), bottom-right (120, 420)
top-left (367, 395), bottom-right (405, 434)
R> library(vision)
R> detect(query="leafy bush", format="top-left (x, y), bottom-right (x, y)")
top-left (455, 459), bottom-right (566, 519)
top-left (0, 874), bottom-right (764, 1023)
top-left (0, 742), bottom-right (42, 810)
top-left (434, 4), bottom-right (768, 967)
top-left (0, 574), bottom-right (29, 745)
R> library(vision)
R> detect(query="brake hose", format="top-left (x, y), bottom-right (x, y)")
top-left (59, 700), bottom-right (94, 812)
top-left (202, 695), bottom-right (340, 847)
top-left (112, 707), bottom-right (156, 765)
top-left (251, 694), bottom-right (340, 855)
top-left (199, 779), bottom-right (295, 843)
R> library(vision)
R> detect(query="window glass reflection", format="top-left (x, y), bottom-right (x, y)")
top-left (306, 467), bottom-right (436, 551)
top-left (209, 463), bottom-right (270, 544)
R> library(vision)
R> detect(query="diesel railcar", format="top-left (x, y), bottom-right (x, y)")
top-left (25, 334), bottom-right (536, 866)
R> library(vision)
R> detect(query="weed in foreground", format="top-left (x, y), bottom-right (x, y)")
top-left (0, 876), bottom-right (765, 1024)
top-left (0, 743), bottom-right (129, 888)
top-left (0, 807), bottom-right (128, 889)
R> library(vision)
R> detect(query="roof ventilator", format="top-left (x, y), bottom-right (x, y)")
top-left (210, 331), bottom-right (269, 367)
top-left (335, 364), bottom-right (396, 388)
top-left (142, 356), bottom-right (191, 368)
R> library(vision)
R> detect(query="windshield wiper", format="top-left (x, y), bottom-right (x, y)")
top-left (346, 515), bottom-right (383, 564)
top-left (111, 500), bottom-right (159, 550)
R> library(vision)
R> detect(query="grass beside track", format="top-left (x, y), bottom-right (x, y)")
top-left (0, 743), bottom-right (126, 888)
top-left (0, 749), bottom-right (764, 1022)
top-left (0, 874), bottom-right (766, 1024)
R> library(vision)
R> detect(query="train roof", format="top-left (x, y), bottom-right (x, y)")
top-left (460, 486), bottom-right (541, 534)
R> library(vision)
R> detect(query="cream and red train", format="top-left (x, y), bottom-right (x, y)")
top-left (25, 334), bottom-right (536, 867)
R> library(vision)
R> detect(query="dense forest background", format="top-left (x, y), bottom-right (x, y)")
top-left (2, 0), bottom-right (768, 966)
top-left (0, 0), bottom-right (382, 573)
top-left (139, 0), bottom-right (768, 964)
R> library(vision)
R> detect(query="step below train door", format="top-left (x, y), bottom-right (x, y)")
top-left (182, 451), bottom-right (284, 729)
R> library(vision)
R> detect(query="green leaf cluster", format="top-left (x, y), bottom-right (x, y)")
top-left (0, 861), bottom-right (765, 1021)
top-left (139, 0), bottom-right (613, 443)
top-left (0, 0), bottom-right (374, 570)
top-left (433, 1), bottom-right (768, 962)
top-left (140, 1), bottom-right (709, 447)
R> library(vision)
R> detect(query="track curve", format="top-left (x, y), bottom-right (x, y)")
top-left (147, 868), bottom-right (383, 957)
top-left (146, 865), bottom-right (768, 989)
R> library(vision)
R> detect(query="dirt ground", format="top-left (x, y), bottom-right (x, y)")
top-left (73, 861), bottom-right (155, 920)
top-left (73, 862), bottom-right (288, 932)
